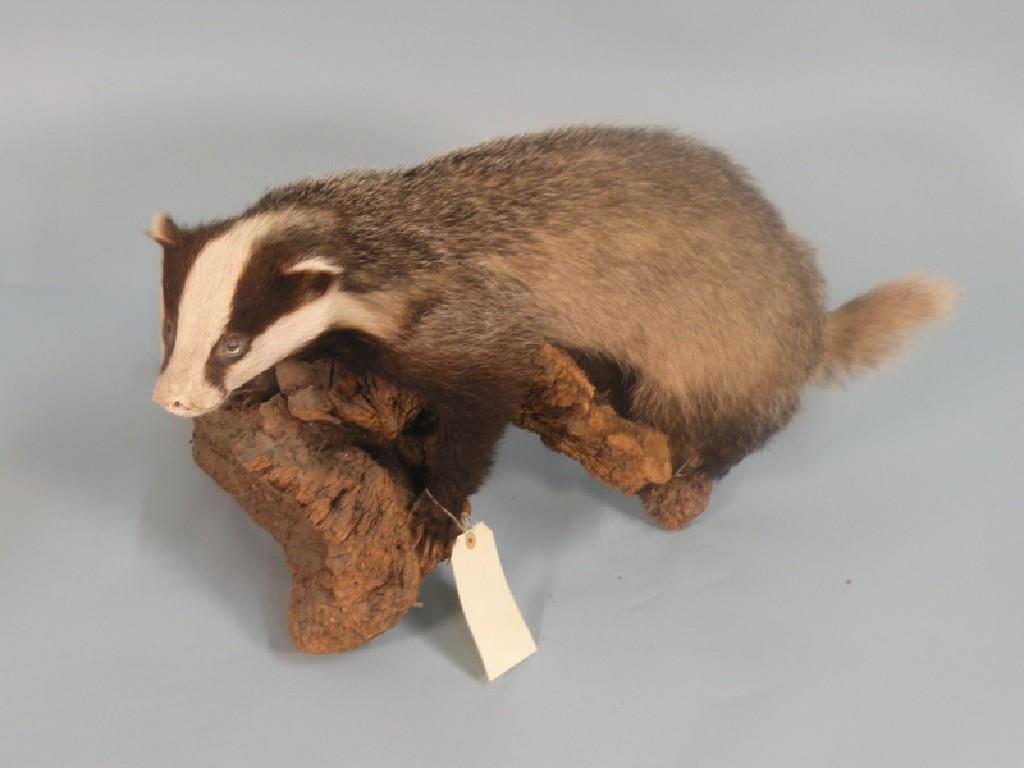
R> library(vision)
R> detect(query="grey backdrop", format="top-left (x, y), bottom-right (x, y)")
top-left (2, 1), bottom-right (1022, 766)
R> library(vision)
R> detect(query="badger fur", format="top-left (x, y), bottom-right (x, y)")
top-left (149, 126), bottom-right (955, 519)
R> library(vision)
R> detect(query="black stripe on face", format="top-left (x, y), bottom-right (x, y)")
top-left (159, 220), bottom-right (233, 371)
top-left (203, 233), bottom-right (337, 388)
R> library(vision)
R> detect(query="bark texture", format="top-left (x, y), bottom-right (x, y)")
top-left (191, 342), bottom-right (710, 653)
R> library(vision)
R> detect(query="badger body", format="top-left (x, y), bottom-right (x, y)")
top-left (150, 126), bottom-right (954, 518)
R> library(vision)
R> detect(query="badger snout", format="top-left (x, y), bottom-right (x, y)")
top-left (152, 377), bottom-right (222, 418)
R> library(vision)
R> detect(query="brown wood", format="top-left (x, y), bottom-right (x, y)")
top-left (191, 342), bottom-right (711, 653)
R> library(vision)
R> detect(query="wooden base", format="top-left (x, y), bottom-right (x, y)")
top-left (191, 342), bottom-right (711, 653)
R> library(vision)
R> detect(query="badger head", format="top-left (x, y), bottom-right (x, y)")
top-left (148, 210), bottom-right (396, 417)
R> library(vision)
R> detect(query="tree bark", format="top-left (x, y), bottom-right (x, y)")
top-left (191, 342), bottom-right (710, 653)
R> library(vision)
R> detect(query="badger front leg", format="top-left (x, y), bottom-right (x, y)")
top-left (409, 386), bottom-right (519, 547)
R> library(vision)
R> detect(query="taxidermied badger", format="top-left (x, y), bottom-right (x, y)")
top-left (150, 126), bottom-right (954, 520)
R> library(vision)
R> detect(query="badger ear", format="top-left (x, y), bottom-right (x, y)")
top-left (283, 255), bottom-right (344, 277)
top-left (145, 213), bottom-right (179, 246)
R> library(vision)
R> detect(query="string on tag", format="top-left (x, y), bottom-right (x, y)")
top-left (424, 488), bottom-right (474, 547)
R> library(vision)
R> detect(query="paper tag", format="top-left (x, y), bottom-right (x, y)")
top-left (451, 522), bottom-right (537, 681)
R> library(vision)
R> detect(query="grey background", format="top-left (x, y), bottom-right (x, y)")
top-left (2, 1), bottom-right (1022, 766)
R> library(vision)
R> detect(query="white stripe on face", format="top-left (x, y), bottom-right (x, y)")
top-left (284, 255), bottom-right (344, 276)
top-left (153, 210), bottom-right (400, 418)
top-left (153, 213), bottom-right (284, 415)
top-left (221, 290), bottom-right (395, 393)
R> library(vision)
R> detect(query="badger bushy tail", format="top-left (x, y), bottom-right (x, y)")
top-left (817, 273), bottom-right (957, 384)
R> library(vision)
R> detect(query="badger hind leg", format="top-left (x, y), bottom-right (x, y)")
top-left (639, 473), bottom-right (715, 530)
top-left (555, 347), bottom-right (801, 527)
top-left (676, 393), bottom-right (801, 479)
top-left (629, 373), bottom-right (802, 528)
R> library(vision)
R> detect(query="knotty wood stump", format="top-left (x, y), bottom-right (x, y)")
top-left (192, 342), bottom-right (711, 653)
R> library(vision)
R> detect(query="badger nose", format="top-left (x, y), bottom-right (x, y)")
top-left (152, 386), bottom-right (192, 415)
top-left (152, 375), bottom-right (221, 416)
top-left (155, 397), bottom-right (200, 417)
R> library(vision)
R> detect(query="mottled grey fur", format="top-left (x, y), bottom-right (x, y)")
top-left (158, 125), bottom-right (954, 525)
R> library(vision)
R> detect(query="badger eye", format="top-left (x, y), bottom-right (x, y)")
top-left (215, 333), bottom-right (250, 361)
top-left (163, 318), bottom-right (175, 338)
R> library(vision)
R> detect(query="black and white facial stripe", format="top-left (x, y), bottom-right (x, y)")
top-left (151, 211), bottom-right (395, 417)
